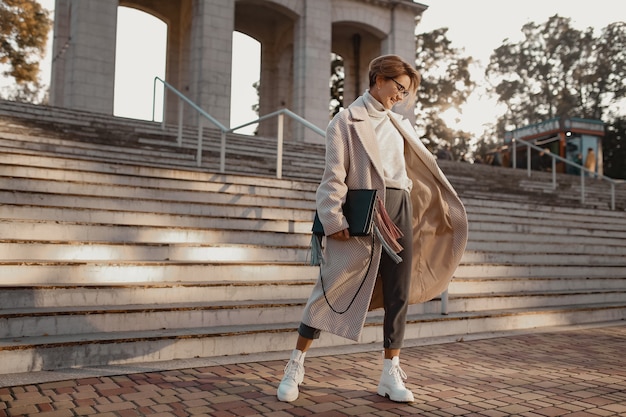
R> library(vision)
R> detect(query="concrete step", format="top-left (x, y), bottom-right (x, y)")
top-left (0, 242), bottom-right (310, 263)
top-left (0, 148), bottom-right (318, 192)
top-left (448, 277), bottom-right (626, 294)
top-left (0, 162), bottom-right (317, 200)
top-left (0, 135), bottom-right (196, 164)
top-left (0, 176), bottom-right (314, 211)
top-left (0, 204), bottom-right (313, 234)
top-left (461, 250), bottom-right (626, 266)
top-left (448, 276), bottom-right (626, 297)
top-left (2, 290), bottom-right (621, 340)
top-left (467, 221), bottom-right (626, 241)
top-left (445, 290), bottom-right (626, 313)
top-left (462, 197), bottom-right (626, 225)
top-left (0, 261), bottom-right (320, 285)
top-left (454, 263), bottom-right (626, 279)
top-left (0, 300), bottom-right (308, 338)
top-left (5, 168), bottom-right (625, 231)
top-left (1, 303), bottom-right (624, 374)
top-left (467, 210), bottom-right (626, 232)
top-left (1, 260), bottom-right (623, 286)
top-left (0, 123), bottom-right (324, 180)
top-left (1, 277), bottom-right (622, 310)
top-left (2, 242), bottom-right (624, 265)
top-left (0, 219), bottom-right (310, 247)
top-left (465, 240), bottom-right (626, 256)
top-left (0, 190), bottom-right (314, 222)
top-left (468, 229), bottom-right (626, 248)
top-left (2, 193), bottom-right (623, 246)
top-left (0, 282), bottom-right (316, 309)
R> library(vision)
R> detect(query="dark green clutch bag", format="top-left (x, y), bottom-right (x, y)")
top-left (312, 189), bottom-right (377, 236)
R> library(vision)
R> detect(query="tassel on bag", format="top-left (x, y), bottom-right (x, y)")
top-left (373, 198), bottom-right (404, 264)
top-left (310, 234), bottom-right (324, 266)
top-left (375, 226), bottom-right (403, 264)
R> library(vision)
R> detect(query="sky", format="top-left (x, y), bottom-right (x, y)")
top-left (416, 0), bottom-right (626, 136)
top-left (4, 1), bottom-right (626, 137)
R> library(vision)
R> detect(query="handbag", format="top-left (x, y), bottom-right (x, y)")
top-left (310, 189), bottom-right (403, 314)
top-left (312, 189), bottom-right (377, 236)
top-left (311, 189), bottom-right (377, 314)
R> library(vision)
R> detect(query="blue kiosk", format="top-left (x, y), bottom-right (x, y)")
top-left (504, 117), bottom-right (605, 176)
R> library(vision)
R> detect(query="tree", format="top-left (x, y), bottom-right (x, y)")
top-left (485, 15), bottom-right (626, 134)
top-left (329, 53), bottom-right (344, 117)
top-left (0, 0), bottom-right (51, 101)
top-left (415, 27), bottom-right (475, 159)
top-left (603, 118), bottom-right (626, 179)
top-left (325, 29), bottom-right (474, 160)
top-left (485, 15), bottom-right (626, 177)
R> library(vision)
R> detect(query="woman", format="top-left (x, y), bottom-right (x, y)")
top-left (277, 54), bottom-right (468, 403)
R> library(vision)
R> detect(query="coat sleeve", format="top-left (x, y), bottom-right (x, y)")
top-left (315, 115), bottom-right (351, 236)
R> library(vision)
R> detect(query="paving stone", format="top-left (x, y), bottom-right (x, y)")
top-left (1, 325), bottom-right (626, 416)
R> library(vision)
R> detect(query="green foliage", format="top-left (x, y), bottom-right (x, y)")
top-left (329, 54), bottom-right (344, 117)
top-left (415, 27), bottom-right (475, 158)
top-left (486, 15), bottom-right (626, 132)
top-left (327, 29), bottom-right (476, 160)
top-left (603, 118), bottom-right (626, 179)
top-left (485, 15), bottom-right (626, 177)
top-left (0, 0), bottom-right (51, 102)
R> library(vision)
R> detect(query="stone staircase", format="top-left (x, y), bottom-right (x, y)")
top-left (1, 100), bottom-right (625, 376)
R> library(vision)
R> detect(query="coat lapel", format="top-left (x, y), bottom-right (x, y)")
top-left (388, 112), bottom-right (457, 194)
top-left (348, 98), bottom-right (385, 182)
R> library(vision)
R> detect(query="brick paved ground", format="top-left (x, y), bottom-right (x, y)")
top-left (1, 324), bottom-right (625, 417)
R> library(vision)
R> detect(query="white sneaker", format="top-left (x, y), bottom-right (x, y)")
top-left (377, 356), bottom-right (414, 403)
top-left (277, 349), bottom-right (306, 402)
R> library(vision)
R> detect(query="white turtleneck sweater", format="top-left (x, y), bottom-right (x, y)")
top-left (363, 91), bottom-right (413, 192)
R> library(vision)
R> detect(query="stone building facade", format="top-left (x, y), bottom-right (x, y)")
top-left (50, 0), bottom-right (427, 143)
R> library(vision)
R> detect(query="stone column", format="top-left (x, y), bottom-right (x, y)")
top-left (384, 2), bottom-right (426, 123)
top-left (292, 0), bottom-right (332, 144)
top-left (186, 0), bottom-right (234, 128)
top-left (50, 0), bottom-right (118, 114)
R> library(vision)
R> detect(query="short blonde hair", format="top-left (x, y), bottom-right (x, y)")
top-left (368, 54), bottom-right (421, 103)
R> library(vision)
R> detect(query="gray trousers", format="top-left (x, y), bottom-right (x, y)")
top-left (299, 188), bottom-right (413, 349)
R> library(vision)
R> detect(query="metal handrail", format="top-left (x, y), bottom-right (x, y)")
top-left (511, 138), bottom-right (621, 210)
top-left (152, 76), bottom-right (324, 177)
top-left (227, 109), bottom-right (325, 178)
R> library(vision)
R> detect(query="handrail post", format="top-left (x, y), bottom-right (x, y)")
top-left (177, 101), bottom-right (183, 147)
top-left (441, 289), bottom-right (449, 315)
top-left (611, 182), bottom-right (615, 210)
top-left (526, 148), bottom-right (531, 177)
top-left (220, 131), bottom-right (226, 173)
top-left (276, 113), bottom-right (284, 179)
top-left (551, 158), bottom-right (556, 189)
top-left (581, 172), bottom-right (585, 205)
top-left (197, 121), bottom-right (203, 167)
top-left (161, 88), bottom-right (167, 131)
top-left (512, 139), bottom-right (517, 169)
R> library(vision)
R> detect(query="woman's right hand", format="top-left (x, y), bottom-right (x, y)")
top-left (329, 229), bottom-right (350, 241)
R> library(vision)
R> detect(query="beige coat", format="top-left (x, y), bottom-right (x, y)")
top-left (301, 96), bottom-right (468, 341)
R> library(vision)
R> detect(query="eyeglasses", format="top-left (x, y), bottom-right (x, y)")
top-left (389, 78), bottom-right (409, 98)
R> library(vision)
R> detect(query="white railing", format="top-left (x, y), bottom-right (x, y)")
top-left (511, 138), bottom-right (622, 210)
top-left (152, 77), bottom-right (324, 178)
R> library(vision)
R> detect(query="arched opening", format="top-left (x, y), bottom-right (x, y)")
top-left (114, 7), bottom-right (167, 121)
top-left (332, 22), bottom-right (383, 106)
top-left (230, 32), bottom-right (261, 134)
top-left (234, 1), bottom-right (296, 139)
